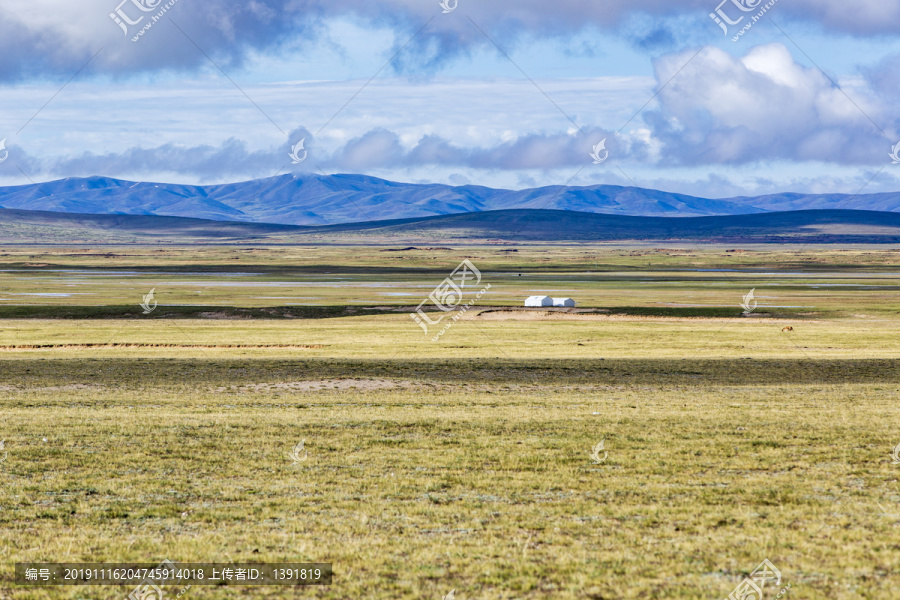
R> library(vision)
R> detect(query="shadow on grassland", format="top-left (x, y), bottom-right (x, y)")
top-left (1, 358), bottom-right (898, 387)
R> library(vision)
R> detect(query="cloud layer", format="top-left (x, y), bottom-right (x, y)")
top-left (2, 41), bottom-right (894, 181)
top-left (3, 1), bottom-right (900, 199)
top-left (1, 126), bottom-right (626, 180)
top-left (2, 0), bottom-right (899, 80)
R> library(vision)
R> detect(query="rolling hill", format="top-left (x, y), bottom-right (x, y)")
top-left (3, 174), bottom-right (900, 226)
top-left (4, 206), bottom-right (900, 244)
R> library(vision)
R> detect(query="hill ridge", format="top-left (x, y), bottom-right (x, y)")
top-left (4, 206), bottom-right (900, 244)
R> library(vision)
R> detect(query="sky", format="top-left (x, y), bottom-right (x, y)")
top-left (1, 0), bottom-right (900, 198)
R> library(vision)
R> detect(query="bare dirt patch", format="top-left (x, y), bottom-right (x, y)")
top-left (21, 384), bottom-right (106, 392)
top-left (214, 379), bottom-right (418, 393)
top-left (475, 309), bottom-right (807, 323)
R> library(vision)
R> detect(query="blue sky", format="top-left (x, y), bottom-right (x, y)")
top-left (1, 0), bottom-right (900, 198)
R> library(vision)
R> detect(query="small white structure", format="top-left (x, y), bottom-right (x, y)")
top-left (552, 298), bottom-right (576, 307)
top-left (525, 295), bottom-right (552, 307)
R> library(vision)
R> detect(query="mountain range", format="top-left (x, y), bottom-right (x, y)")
top-left (1, 174), bottom-right (899, 225)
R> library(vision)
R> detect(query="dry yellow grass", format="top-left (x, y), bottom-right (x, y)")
top-left (1, 356), bottom-right (900, 599)
top-left (0, 314), bottom-right (899, 360)
top-left (2, 246), bottom-right (900, 598)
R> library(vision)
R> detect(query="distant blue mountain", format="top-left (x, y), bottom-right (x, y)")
top-left (1, 174), bottom-right (899, 225)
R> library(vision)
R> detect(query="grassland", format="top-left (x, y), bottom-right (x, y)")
top-left (1, 246), bottom-right (899, 599)
top-left (3, 245), bottom-right (900, 317)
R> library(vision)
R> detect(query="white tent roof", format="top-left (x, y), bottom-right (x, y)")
top-left (525, 295), bottom-right (552, 307)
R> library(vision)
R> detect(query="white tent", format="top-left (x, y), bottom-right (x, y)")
top-left (525, 295), bottom-right (552, 307)
top-left (553, 298), bottom-right (576, 307)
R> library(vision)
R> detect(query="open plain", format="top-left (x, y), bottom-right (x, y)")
top-left (1, 245), bottom-right (899, 599)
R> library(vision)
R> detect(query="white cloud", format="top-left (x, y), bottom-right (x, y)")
top-left (646, 43), bottom-right (894, 165)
